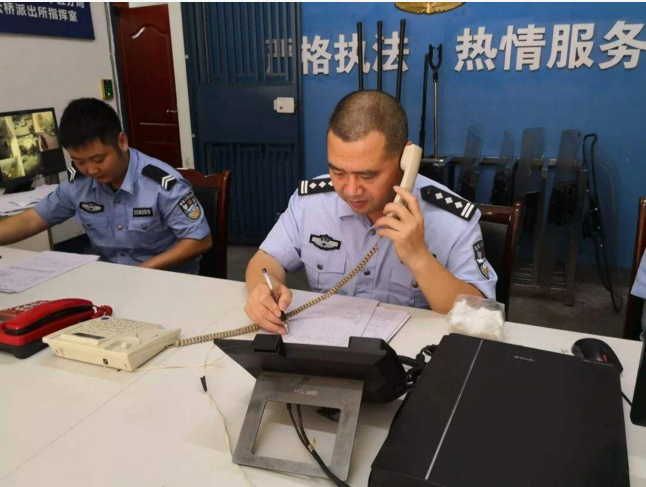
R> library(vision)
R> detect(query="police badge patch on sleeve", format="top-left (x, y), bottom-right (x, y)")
top-left (473, 239), bottom-right (491, 279)
top-left (310, 234), bottom-right (341, 251)
top-left (178, 192), bottom-right (202, 221)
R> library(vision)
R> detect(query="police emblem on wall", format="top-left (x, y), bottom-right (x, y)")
top-left (310, 234), bottom-right (341, 251)
top-left (178, 192), bottom-right (202, 221)
top-left (473, 239), bottom-right (490, 279)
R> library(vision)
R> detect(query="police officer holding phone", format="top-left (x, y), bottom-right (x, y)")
top-left (244, 90), bottom-right (497, 334)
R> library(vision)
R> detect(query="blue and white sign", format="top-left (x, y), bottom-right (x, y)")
top-left (0, 2), bottom-right (94, 40)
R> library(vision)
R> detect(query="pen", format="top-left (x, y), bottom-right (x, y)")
top-left (261, 268), bottom-right (289, 333)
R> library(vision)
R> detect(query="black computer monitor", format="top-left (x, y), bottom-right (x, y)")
top-left (215, 335), bottom-right (409, 403)
top-left (0, 107), bottom-right (67, 193)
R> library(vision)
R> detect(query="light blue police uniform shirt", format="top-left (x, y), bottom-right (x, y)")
top-left (260, 174), bottom-right (498, 309)
top-left (631, 253), bottom-right (646, 300)
top-left (34, 148), bottom-right (210, 274)
top-left (630, 252), bottom-right (646, 336)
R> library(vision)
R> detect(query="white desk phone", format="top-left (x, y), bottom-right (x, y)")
top-left (42, 145), bottom-right (423, 370)
top-left (43, 316), bottom-right (180, 371)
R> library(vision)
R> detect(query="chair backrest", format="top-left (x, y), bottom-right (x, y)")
top-left (625, 197), bottom-right (646, 339)
top-left (477, 202), bottom-right (523, 316)
top-left (178, 168), bottom-right (232, 279)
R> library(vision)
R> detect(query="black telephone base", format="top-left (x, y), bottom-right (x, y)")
top-left (0, 340), bottom-right (47, 359)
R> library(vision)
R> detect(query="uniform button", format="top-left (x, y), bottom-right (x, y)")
top-left (117, 225), bottom-right (123, 231)
top-left (412, 281), bottom-right (419, 289)
top-left (364, 270), bottom-right (371, 276)
top-left (369, 229), bottom-right (376, 236)
top-left (116, 199), bottom-right (121, 204)
top-left (119, 252), bottom-right (125, 257)
top-left (317, 264), bottom-right (323, 270)
top-left (141, 224), bottom-right (147, 230)
top-left (86, 223), bottom-right (92, 228)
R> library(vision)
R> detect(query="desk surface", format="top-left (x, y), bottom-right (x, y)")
top-left (1, 247), bottom-right (645, 487)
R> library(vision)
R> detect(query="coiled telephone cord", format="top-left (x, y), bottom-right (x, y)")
top-left (173, 240), bottom-right (382, 348)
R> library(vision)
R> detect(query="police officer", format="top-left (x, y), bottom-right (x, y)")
top-left (245, 90), bottom-right (497, 334)
top-left (0, 98), bottom-right (211, 274)
top-left (631, 252), bottom-right (646, 339)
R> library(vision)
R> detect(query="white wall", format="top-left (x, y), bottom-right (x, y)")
top-left (0, 2), bottom-right (194, 170)
top-left (168, 3), bottom-right (194, 169)
top-left (0, 3), bottom-right (118, 151)
top-left (0, 3), bottom-right (117, 242)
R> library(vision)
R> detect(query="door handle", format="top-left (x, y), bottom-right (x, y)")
top-left (166, 109), bottom-right (178, 114)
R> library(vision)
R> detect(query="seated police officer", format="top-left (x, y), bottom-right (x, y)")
top-left (245, 90), bottom-right (497, 334)
top-left (0, 98), bottom-right (211, 273)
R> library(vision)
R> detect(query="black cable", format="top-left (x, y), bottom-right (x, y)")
top-left (399, 345), bottom-right (436, 385)
top-left (286, 404), bottom-right (350, 487)
top-left (582, 134), bottom-right (623, 312)
top-left (622, 392), bottom-right (633, 407)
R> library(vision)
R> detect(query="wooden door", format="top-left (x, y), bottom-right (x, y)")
top-left (114, 5), bottom-right (181, 168)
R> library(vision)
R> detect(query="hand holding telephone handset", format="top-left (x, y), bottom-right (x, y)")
top-left (174, 145), bottom-right (423, 347)
top-left (0, 299), bottom-right (112, 358)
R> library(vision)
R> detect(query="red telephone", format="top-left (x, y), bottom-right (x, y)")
top-left (0, 299), bottom-right (112, 359)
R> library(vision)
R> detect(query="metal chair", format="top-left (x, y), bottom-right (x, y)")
top-left (478, 202), bottom-right (523, 316)
top-left (178, 168), bottom-right (232, 279)
top-left (624, 197), bottom-right (646, 340)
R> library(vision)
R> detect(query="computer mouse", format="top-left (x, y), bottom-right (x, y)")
top-left (571, 338), bottom-right (623, 373)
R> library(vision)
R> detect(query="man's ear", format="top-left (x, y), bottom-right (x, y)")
top-left (117, 132), bottom-right (129, 152)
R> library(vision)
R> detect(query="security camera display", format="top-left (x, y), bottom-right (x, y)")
top-left (0, 109), bottom-right (65, 185)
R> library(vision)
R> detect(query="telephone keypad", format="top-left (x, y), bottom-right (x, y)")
top-left (74, 318), bottom-right (150, 339)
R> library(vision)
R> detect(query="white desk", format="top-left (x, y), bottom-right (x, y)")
top-left (1, 247), bottom-right (645, 487)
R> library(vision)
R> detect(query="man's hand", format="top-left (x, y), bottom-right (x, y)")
top-left (374, 186), bottom-right (430, 268)
top-left (244, 281), bottom-right (292, 335)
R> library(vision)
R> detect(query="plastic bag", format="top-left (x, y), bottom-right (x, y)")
top-left (446, 294), bottom-right (505, 341)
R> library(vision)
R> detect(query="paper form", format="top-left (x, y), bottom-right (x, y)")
top-left (361, 306), bottom-right (411, 342)
top-left (0, 251), bottom-right (99, 293)
top-left (281, 294), bottom-right (379, 347)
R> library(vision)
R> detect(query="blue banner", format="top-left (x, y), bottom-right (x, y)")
top-left (0, 2), bottom-right (94, 40)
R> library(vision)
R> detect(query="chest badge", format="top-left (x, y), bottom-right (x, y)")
top-left (79, 201), bottom-right (104, 213)
top-left (310, 234), bottom-right (341, 251)
top-left (133, 207), bottom-right (153, 218)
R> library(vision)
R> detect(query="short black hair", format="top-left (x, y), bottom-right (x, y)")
top-left (328, 90), bottom-right (408, 155)
top-left (59, 98), bottom-right (122, 150)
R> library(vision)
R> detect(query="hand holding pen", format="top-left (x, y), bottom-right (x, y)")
top-left (261, 268), bottom-right (290, 334)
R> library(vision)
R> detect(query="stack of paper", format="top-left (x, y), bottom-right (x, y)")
top-left (0, 185), bottom-right (57, 216)
top-left (0, 251), bottom-right (99, 293)
top-left (277, 294), bottom-right (410, 347)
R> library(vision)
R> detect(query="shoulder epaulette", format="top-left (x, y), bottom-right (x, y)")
top-left (420, 185), bottom-right (477, 221)
top-left (299, 177), bottom-right (334, 196)
top-left (66, 163), bottom-right (83, 183)
top-left (142, 164), bottom-right (177, 191)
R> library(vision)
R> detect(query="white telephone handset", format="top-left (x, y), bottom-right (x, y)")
top-left (392, 144), bottom-right (423, 210)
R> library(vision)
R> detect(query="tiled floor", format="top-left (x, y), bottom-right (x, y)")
top-left (227, 245), bottom-right (629, 339)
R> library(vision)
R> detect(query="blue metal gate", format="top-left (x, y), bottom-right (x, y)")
top-left (183, 3), bottom-right (303, 244)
